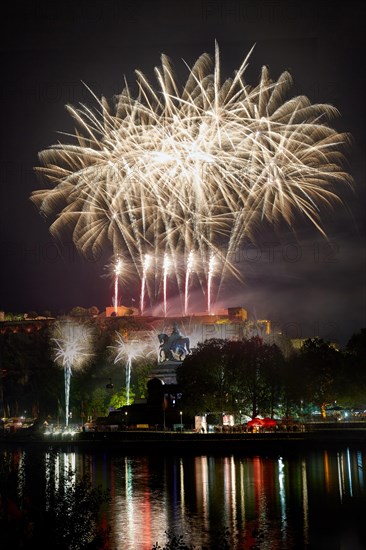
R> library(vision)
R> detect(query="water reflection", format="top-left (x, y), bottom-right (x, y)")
top-left (107, 449), bottom-right (366, 549)
top-left (2, 446), bottom-right (366, 549)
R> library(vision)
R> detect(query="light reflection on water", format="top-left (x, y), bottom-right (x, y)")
top-left (3, 446), bottom-right (366, 549)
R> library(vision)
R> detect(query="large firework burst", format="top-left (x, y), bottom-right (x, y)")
top-left (31, 42), bottom-right (352, 292)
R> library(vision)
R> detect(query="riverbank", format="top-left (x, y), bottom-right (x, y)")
top-left (1, 424), bottom-right (366, 454)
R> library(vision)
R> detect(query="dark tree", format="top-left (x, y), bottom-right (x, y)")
top-left (342, 329), bottom-right (366, 407)
top-left (177, 337), bottom-right (285, 419)
top-left (0, 327), bottom-right (61, 418)
top-left (292, 338), bottom-right (344, 410)
top-left (224, 337), bottom-right (284, 418)
top-left (177, 339), bottom-right (228, 417)
top-left (346, 329), bottom-right (366, 360)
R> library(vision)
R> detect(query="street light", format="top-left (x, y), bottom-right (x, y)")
top-left (180, 411), bottom-right (183, 432)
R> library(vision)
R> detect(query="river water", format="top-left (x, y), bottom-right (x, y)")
top-left (2, 444), bottom-right (366, 549)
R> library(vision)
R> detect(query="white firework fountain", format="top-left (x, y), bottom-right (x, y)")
top-left (52, 321), bottom-right (94, 427)
top-left (110, 333), bottom-right (147, 406)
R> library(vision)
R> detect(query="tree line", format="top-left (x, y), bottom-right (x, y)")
top-left (177, 330), bottom-right (366, 420)
top-left (0, 317), bottom-right (154, 421)
top-left (0, 321), bottom-right (365, 422)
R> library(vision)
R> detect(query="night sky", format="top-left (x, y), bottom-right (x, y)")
top-left (0, 0), bottom-right (365, 345)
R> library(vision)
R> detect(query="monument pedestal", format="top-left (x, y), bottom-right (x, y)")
top-left (149, 360), bottom-right (182, 385)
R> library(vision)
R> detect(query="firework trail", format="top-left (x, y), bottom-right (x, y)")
top-left (140, 254), bottom-right (152, 315)
top-left (52, 321), bottom-right (94, 426)
top-left (207, 254), bottom-right (216, 314)
top-left (163, 253), bottom-right (170, 317)
top-left (32, 42), bottom-right (352, 301)
top-left (184, 251), bottom-right (194, 316)
top-left (113, 257), bottom-right (123, 313)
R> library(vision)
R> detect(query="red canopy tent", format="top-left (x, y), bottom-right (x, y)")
top-left (262, 417), bottom-right (277, 428)
top-left (247, 417), bottom-right (264, 428)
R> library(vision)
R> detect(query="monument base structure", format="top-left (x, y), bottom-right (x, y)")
top-left (149, 360), bottom-right (182, 385)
